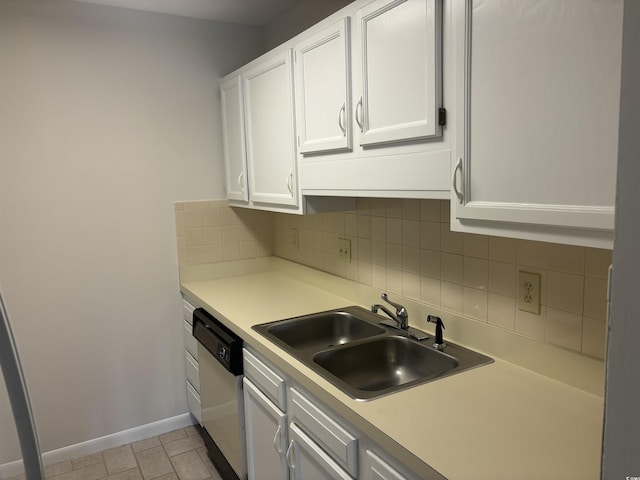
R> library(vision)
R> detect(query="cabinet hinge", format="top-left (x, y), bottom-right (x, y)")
top-left (438, 107), bottom-right (447, 126)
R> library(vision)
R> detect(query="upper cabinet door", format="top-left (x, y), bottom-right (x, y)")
top-left (244, 50), bottom-right (299, 207)
top-left (221, 75), bottom-right (248, 203)
top-left (355, 0), bottom-right (442, 146)
top-left (452, 0), bottom-right (623, 244)
top-left (295, 18), bottom-right (352, 155)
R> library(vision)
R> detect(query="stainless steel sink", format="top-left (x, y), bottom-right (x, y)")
top-left (313, 336), bottom-right (459, 396)
top-left (259, 307), bottom-right (386, 352)
top-left (253, 306), bottom-right (493, 400)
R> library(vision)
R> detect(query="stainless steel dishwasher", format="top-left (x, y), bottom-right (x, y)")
top-left (192, 308), bottom-right (246, 480)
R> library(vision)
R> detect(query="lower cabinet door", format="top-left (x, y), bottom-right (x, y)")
top-left (287, 423), bottom-right (352, 480)
top-left (243, 378), bottom-right (288, 480)
top-left (362, 450), bottom-right (408, 480)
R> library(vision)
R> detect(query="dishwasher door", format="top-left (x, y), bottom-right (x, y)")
top-left (199, 343), bottom-right (246, 480)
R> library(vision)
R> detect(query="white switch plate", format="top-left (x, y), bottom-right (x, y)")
top-left (518, 271), bottom-right (541, 314)
top-left (337, 238), bottom-right (351, 262)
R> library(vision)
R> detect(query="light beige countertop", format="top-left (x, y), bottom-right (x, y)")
top-left (181, 258), bottom-right (604, 480)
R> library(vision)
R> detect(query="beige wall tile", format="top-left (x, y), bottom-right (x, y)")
top-left (488, 261), bottom-right (517, 297)
top-left (547, 271), bottom-right (584, 314)
top-left (441, 253), bottom-right (463, 284)
top-left (174, 202), bottom-right (184, 212)
top-left (547, 244), bottom-right (585, 274)
top-left (183, 201), bottom-right (209, 210)
top-left (372, 263), bottom-right (387, 289)
top-left (386, 268), bottom-right (403, 295)
top-left (221, 206), bottom-right (239, 226)
top-left (420, 199), bottom-right (441, 221)
top-left (386, 243), bottom-right (403, 270)
top-left (184, 210), bottom-right (203, 229)
top-left (402, 219), bottom-right (420, 247)
top-left (371, 216), bottom-right (385, 241)
top-left (421, 276), bottom-right (441, 307)
top-left (440, 200), bottom-right (450, 222)
top-left (372, 240), bottom-right (386, 265)
top-left (240, 242), bottom-right (257, 259)
top-left (546, 308), bottom-right (582, 351)
top-left (440, 224), bottom-right (464, 254)
top-left (488, 294), bottom-right (516, 331)
top-left (358, 261), bottom-right (373, 285)
top-left (583, 277), bottom-right (608, 319)
top-left (515, 307), bottom-right (547, 341)
top-left (385, 217), bottom-right (402, 244)
top-left (463, 287), bottom-right (488, 322)
top-left (517, 240), bottom-right (548, 268)
top-left (369, 198), bottom-right (388, 217)
top-left (223, 243), bottom-right (241, 261)
top-left (402, 199), bottom-right (421, 219)
top-left (420, 249), bottom-right (441, 279)
top-left (205, 245), bottom-right (223, 263)
top-left (464, 233), bottom-right (489, 259)
top-left (582, 316), bottom-right (606, 359)
top-left (175, 211), bottom-right (184, 235)
top-left (186, 247), bottom-right (205, 265)
top-left (385, 199), bottom-right (402, 218)
top-left (441, 281), bottom-right (463, 314)
top-left (420, 221), bottom-right (441, 250)
top-left (489, 236), bottom-right (517, 264)
top-left (585, 248), bottom-right (613, 278)
top-left (357, 215), bottom-right (371, 238)
top-left (222, 225), bottom-right (240, 244)
top-left (403, 272), bottom-right (421, 300)
top-left (185, 228), bottom-right (205, 247)
top-left (463, 257), bottom-right (488, 290)
top-left (402, 246), bottom-right (420, 274)
top-left (357, 238), bottom-right (372, 262)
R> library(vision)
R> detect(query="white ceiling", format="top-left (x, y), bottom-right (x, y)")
top-left (70, 0), bottom-right (302, 26)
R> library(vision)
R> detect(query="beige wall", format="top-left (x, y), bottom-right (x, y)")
top-left (273, 199), bottom-right (611, 361)
top-left (0, 0), bottom-right (263, 464)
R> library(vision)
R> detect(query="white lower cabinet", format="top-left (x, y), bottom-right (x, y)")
top-left (242, 348), bottom-right (423, 479)
top-left (181, 299), bottom-right (202, 424)
top-left (243, 378), bottom-right (288, 480)
top-left (287, 423), bottom-right (353, 480)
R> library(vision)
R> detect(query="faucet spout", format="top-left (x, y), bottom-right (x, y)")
top-left (371, 293), bottom-right (409, 330)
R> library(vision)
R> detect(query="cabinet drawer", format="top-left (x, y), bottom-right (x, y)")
top-left (185, 352), bottom-right (199, 392)
top-left (184, 321), bottom-right (198, 360)
top-left (186, 381), bottom-right (202, 425)
top-left (289, 387), bottom-right (358, 477)
top-left (243, 349), bottom-right (286, 411)
top-left (182, 299), bottom-right (196, 325)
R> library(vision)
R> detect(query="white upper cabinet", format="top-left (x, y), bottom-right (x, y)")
top-left (451, 0), bottom-right (623, 248)
top-left (221, 75), bottom-right (249, 203)
top-left (244, 49), bottom-right (299, 208)
top-left (355, 0), bottom-right (442, 146)
top-left (295, 18), bottom-right (352, 154)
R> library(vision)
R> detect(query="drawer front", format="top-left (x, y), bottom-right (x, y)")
top-left (184, 321), bottom-right (198, 360)
top-left (185, 352), bottom-right (200, 392)
top-left (186, 380), bottom-right (202, 425)
top-left (182, 299), bottom-right (196, 325)
top-left (243, 348), bottom-right (286, 410)
top-left (289, 387), bottom-right (358, 477)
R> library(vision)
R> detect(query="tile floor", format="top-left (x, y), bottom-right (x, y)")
top-left (10, 426), bottom-right (223, 480)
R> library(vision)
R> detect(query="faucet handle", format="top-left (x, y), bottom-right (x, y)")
top-left (381, 293), bottom-right (407, 318)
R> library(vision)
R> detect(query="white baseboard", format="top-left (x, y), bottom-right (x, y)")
top-left (0, 413), bottom-right (195, 478)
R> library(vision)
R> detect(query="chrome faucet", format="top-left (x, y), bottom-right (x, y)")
top-left (371, 293), bottom-right (409, 330)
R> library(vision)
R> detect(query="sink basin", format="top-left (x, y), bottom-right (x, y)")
top-left (254, 306), bottom-right (386, 352)
top-left (313, 336), bottom-right (459, 396)
top-left (253, 306), bottom-right (493, 400)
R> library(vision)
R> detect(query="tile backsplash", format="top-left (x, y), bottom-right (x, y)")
top-left (174, 198), bottom-right (610, 360)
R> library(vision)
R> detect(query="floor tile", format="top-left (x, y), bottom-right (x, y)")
top-left (164, 435), bottom-right (204, 457)
top-left (105, 469), bottom-right (142, 480)
top-left (71, 453), bottom-right (103, 470)
top-left (103, 445), bottom-right (137, 474)
top-left (169, 451), bottom-right (209, 480)
top-left (45, 461), bottom-right (73, 478)
top-left (131, 437), bottom-right (160, 453)
top-left (159, 430), bottom-right (186, 445)
top-left (196, 448), bottom-right (221, 480)
top-left (135, 446), bottom-right (174, 480)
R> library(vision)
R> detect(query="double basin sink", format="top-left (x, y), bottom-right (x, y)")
top-left (253, 306), bottom-right (493, 400)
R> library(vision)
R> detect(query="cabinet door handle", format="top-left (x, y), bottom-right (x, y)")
top-left (355, 96), bottom-right (364, 132)
top-left (285, 441), bottom-right (296, 472)
top-left (338, 102), bottom-right (346, 136)
top-left (237, 172), bottom-right (244, 193)
top-left (272, 424), bottom-right (283, 455)
top-left (286, 170), bottom-right (294, 195)
top-left (453, 157), bottom-right (464, 203)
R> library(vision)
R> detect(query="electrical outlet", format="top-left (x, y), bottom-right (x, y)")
top-left (518, 271), bottom-right (541, 314)
top-left (290, 228), bottom-right (299, 250)
top-left (337, 238), bottom-right (351, 262)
